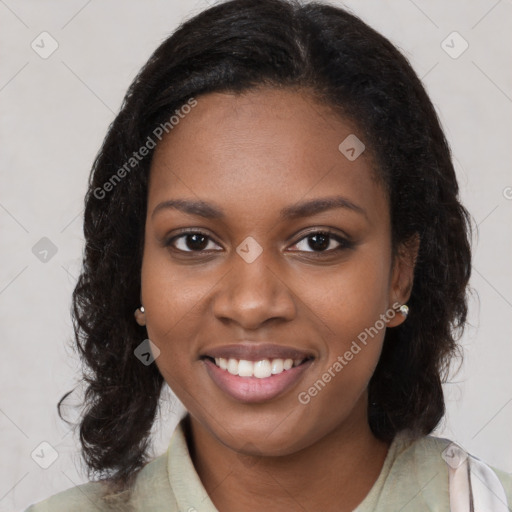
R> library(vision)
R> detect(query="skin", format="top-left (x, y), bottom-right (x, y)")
top-left (135, 86), bottom-right (419, 512)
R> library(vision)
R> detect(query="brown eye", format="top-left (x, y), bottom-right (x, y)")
top-left (183, 233), bottom-right (209, 251)
top-left (165, 231), bottom-right (221, 252)
top-left (290, 230), bottom-right (352, 254)
top-left (306, 232), bottom-right (330, 251)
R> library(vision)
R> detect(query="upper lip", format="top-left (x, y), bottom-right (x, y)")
top-left (201, 342), bottom-right (315, 362)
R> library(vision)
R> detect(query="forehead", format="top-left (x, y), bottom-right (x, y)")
top-left (147, 87), bottom-right (387, 226)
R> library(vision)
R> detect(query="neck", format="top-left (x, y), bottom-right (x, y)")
top-left (184, 401), bottom-right (392, 512)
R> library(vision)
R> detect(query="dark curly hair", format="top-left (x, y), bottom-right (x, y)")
top-left (58, 0), bottom-right (472, 497)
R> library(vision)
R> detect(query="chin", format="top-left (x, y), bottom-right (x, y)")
top-left (199, 407), bottom-right (327, 457)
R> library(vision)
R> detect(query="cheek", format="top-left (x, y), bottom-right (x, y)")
top-left (141, 235), bottom-right (211, 309)
top-left (140, 255), bottom-right (206, 403)
top-left (295, 249), bottom-right (391, 389)
top-left (139, 245), bottom-right (210, 361)
top-left (299, 248), bottom-right (391, 335)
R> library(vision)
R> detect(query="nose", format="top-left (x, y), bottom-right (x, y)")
top-left (212, 247), bottom-right (297, 330)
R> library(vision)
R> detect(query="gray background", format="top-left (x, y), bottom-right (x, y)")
top-left (1, 0), bottom-right (511, 510)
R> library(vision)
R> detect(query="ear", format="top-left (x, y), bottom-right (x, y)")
top-left (386, 233), bottom-right (420, 328)
top-left (134, 307), bottom-right (146, 326)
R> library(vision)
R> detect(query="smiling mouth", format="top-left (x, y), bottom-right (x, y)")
top-left (201, 356), bottom-right (313, 379)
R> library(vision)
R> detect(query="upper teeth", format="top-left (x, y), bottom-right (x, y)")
top-left (213, 357), bottom-right (304, 378)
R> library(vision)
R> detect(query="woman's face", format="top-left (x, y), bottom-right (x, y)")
top-left (136, 87), bottom-right (417, 455)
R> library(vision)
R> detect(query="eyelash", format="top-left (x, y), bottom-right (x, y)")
top-left (163, 229), bottom-right (353, 257)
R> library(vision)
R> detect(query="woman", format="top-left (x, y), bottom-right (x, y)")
top-left (25, 0), bottom-right (512, 510)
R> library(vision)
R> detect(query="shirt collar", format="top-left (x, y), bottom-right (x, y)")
top-left (167, 415), bottom-right (219, 512)
top-left (166, 415), bottom-right (412, 512)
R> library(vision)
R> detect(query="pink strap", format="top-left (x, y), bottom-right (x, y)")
top-left (443, 441), bottom-right (509, 512)
top-left (443, 443), bottom-right (472, 511)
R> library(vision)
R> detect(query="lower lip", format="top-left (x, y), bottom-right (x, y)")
top-left (203, 358), bottom-right (313, 404)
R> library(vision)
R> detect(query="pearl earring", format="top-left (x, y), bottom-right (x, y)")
top-left (399, 304), bottom-right (409, 317)
top-left (140, 306), bottom-right (145, 313)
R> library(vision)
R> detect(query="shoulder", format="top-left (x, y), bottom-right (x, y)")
top-left (23, 479), bottom-right (112, 512)
top-left (23, 451), bottom-right (178, 512)
top-left (485, 464), bottom-right (512, 504)
top-left (372, 432), bottom-right (453, 510)
top-left (411, 434), bottom-right (512, 504)
top-left (385, 432), bottom-right (512, 509)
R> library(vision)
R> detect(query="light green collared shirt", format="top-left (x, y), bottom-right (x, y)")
top-left (25, 418), bottom-right (512, 511)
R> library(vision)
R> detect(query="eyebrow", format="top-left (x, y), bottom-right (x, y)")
top-left (151, 196), bottom-right (367, 221)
